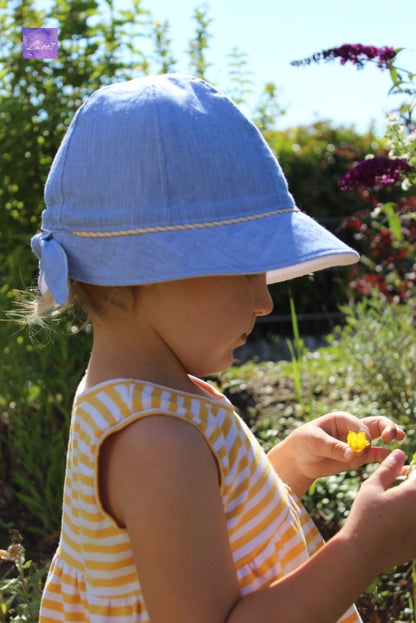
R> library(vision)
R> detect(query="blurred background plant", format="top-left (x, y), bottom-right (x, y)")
top-left (290, 44), bottom-right (416, 621)
top-left (338, 294), bottom-right (416, 423)
top-left (292, 44), bottom-right (416, 304)
top-left (0, 530), bottom-right (48, 623)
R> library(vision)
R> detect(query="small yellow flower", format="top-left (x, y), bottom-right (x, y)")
top-left (347, 430), bottom-right (370, 453)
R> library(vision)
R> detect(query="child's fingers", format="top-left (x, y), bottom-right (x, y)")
top-left (362, 416), bottom-right (405, 443)
top-left (380, 424), bottom-right (405, 444)
top-left (321, 432), bottom-right (358, 464)
top-left (369, 449), bottom-right (406, 490)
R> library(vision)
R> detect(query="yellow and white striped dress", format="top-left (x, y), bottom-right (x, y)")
top-left (40, 378), bottom-right (362, 623)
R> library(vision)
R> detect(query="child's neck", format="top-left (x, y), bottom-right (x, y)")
top-left (83, 289), bottom-right (221, 399)
top-left (83, 331), bottom-right (211, 399)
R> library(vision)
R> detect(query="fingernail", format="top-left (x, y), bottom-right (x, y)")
top-left (344, 447), bottom-right (353, 460)
top-left (387, 449), bottom-right (404, 463)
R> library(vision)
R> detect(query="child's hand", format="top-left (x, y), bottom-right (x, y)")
top-left (294, 411), bottom-right (404, 477)
top-left (341, 449), bottom-right (416, 575)
top-left (267, 412), bottom-right (405, 497)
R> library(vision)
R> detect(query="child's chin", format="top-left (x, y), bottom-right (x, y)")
top-left (196, 358), bottom-right (233, 378)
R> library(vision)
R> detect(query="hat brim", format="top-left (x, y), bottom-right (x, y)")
top-left (58, 208), bottom-right (359, 287)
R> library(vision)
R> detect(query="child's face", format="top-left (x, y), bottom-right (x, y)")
top-left (143, 274), bottom-right (273, 377)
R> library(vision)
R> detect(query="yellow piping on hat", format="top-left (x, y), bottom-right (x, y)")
top-left (71, 207), bottom-right (299, 238)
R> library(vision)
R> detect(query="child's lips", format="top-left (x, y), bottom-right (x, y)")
top-left (240, 327), bottom-right (253, 343)
top-left (236, 332), bottom-right (248, 347)
top-left (239, 320), bottom-right (255, 344)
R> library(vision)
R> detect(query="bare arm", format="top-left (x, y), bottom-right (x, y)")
top-left (100, 416), bottom-right (416, 623)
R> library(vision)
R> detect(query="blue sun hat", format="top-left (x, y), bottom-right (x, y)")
top-left (31, 73), bottom-right (359, 305)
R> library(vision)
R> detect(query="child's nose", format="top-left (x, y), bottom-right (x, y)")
top-left (254, 275), bottom-right (273, 317)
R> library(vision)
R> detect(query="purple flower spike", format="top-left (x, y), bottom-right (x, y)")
top-left (338, 157), bottom-right (413, 190)
top-left (292, 44), bottom-right (397, 70)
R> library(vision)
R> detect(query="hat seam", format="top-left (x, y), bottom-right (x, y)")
top-left (153, 84), bottom-right (168, 218)
top-left (56, 90), bottom-right (101, 227)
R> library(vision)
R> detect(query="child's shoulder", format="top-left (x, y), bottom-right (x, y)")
top-left (72, 376), bottom-right (232, 441)
top-left (105, 410), bottom-right (211, 457)
top-left (75, 375), bottom-right (227, 404)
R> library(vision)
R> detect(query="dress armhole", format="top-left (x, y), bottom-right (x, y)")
top-left (95, 410), bottom-right (225, 529)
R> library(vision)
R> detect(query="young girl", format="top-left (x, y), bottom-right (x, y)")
top-left (30, 74), bottom-right (416, 623)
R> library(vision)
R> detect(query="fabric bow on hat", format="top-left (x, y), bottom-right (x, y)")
top-left (31, 231), bottom-right (69, 305)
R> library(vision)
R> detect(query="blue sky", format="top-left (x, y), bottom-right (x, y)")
top-left (144, 0), bottom-right (415, 134)
top-left (141, 0), bottom-right (416, 135)
top-left (38, 0), bottom-right (416, 134)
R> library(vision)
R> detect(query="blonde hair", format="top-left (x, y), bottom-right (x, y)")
top-left (22, 280), bottom-right (139, 327)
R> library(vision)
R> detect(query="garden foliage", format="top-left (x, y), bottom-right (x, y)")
top-left (293, 44), bottom-right (416, 303)
top-left (0, 530), bottom-right (48, 623)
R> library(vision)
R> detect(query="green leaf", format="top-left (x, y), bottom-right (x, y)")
top-left (382, 202), bottom-right (403, 241)
top-left (390, 65), bottom-right (399, 86)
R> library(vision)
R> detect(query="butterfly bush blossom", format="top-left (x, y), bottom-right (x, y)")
top-left (292, 43), bottom-right (415, 303)
top-left (292, 44), bottom-right (397, 69)
top-left (338, 156), bottom-right (413, 190)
